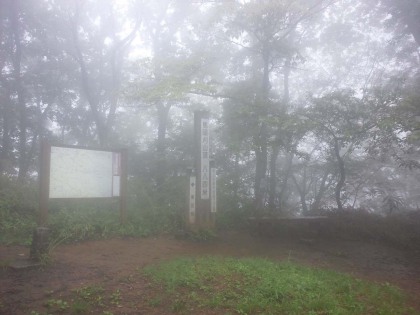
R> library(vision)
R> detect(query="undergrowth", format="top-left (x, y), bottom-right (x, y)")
top-left (1, 174), bottom-right (419, 251)
top-left (325, 209), bottom-right (420, 249)
top-left (0, 177), bottom-right (185, 245)
top-left (144, 256), bottom-right (418, 315)
top-left (0, 177), bottom-right (38, 245)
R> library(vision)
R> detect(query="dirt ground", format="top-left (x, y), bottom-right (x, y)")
top-left (1, 230), bottom-right (420, 314)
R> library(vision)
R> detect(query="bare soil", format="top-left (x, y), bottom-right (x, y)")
top-left (1, 230), bottom-right (420, 314)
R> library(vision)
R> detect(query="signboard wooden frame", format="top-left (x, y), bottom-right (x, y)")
top-left (39, 141), bottom-right (128, 226)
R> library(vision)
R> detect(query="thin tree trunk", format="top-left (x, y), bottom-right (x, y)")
top-left (71, 3), bottom-right (108, 146)
top-left (0, 91), bottom-right (13, 175)
top-left (278, 152), bottom-right (294, 210)
top-left (0, 2), bottom-right (11, 176)
top-left (333, 137), bottom-right (345, 211)
top-left (155, 103), bottom-right (170, 187)
top-left (254, 45), bottom-right (270, 211)
top-left (268, 144), bottom-right (280, 211)
top-left (311, 169), bottom-right (330, 211)
top-left (268, 57), bottom-right (291, 211)
top-left (292, 171), bottom-right (308, 214)
top-left (254, 125), bottom-right (268, 211)
top-left (10, 0), bottom-right (28, 183)
top-left (232, 152), bottom-right (240, 200)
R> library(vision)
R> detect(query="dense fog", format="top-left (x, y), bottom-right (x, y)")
top-left (1, 0), bottom-right (419, 214)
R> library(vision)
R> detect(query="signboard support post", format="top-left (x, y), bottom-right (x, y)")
top-left (39, 140), bottom-right (51, 227)
top-left (119, 149), bottom-right (128, 225)
top-left (31, 140), bottom-right (51, 261)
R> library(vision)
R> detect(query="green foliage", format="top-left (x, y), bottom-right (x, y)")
top-left (70, 299), bottom-right (90, 314)
top-left (216, 204), bottom-right (253, 230)
top-left (144, 256), bottom-right (416, 315)
top-left (0, 176), bottom-right (37, 245)
top-left (382, 194), bottom-right (405, 214)
top-left (183, 228), bottom-right (218, 242)
top-left (45, 298), bottom-right (69, 311)
top-left (30, 283), bottom-right (124, 315)
top-left (0, 176), bottom-right (187, 245)
top-left (214, 175), bottom-right (255, 230)
top-left (46, 202), bottom-right (157, 244)
top-left (325, 210), bottom-right (420, 249)
top-left (127, 176), bottom-right (187, 232)
top-left (74, 285), bottom-right (105, 306)
top-left (109, 289), bottom-right (122, 306)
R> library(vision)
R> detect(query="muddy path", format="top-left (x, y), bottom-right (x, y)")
top-left (1, 230), bottom-right (419, 314)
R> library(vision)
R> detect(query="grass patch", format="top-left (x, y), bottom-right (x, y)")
top-left (144, 256), bottom-right (418, 315)
top-left (73, 284), bottom-right (106, 306)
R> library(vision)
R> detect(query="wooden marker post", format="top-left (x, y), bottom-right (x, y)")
top-left (210, 160), bottom-right (217, 227)
top-left (186, 167), bottom-right (196, 226)
top-left (191, 110), bottom-right (215, 229)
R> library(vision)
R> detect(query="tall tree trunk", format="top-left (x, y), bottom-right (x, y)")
top-left (311, 169), bottom-right (330, 211)
top-left (70, 1), bottom-right (140, 147)
top-left (254, 45), bottom-right (271, 211)
top-left (278, 152), bottom-right (294, 210)
top-left (292, 171), bottom-right (309, 214)
top-left (232, 152), bottom-right (240, 200)
top-left (10, 0), bottom-right (28, 183)
top-left (0, 2), bottom-right (11, 176)
top-left (268, 57), bottom-right (291, 211)
top-left (70, 15), bottom-right (107, 146)
top-left (333, 137), bottom-right (345, 211)
top-left (155, 103), bottom-right (170, 187)
top-left (106, 13), bottom-right (139, 138)
top-left (0, 90), bottom-right (13, 175)
top-left (254, 125), bottom-right (268, 211)
top-left (268, 144), bottom-right (280, 211)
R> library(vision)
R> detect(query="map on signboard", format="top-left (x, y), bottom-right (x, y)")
top-left (49, 147), bottom-right (117, 198)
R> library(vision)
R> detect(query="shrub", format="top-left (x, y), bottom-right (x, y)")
top-left (325, 209), bottom-right (420, 249)
top-left (0, 176), bottom-right (38, 245)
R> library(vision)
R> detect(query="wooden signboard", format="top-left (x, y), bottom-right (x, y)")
top-left (39, 142), bottom-right (128, 226)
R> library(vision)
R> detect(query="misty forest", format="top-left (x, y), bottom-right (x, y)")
top-left (1, 0), bottom-right (420, 314)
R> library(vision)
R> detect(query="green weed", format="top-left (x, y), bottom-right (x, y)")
top-left (71, 299), bottom-right (90, 314)
top-left (171, 298), bottom-right (187, 313)
top-left (0, 259), bottom-right (10, 269)
top-left (148, 297), bottom-right (162, 307)
top-left (74, 285), bottom-right (105, 306)
top-left (45, 298), bottom-right (69, 311)
top-left (144, 256), bottom-right (418, 315)
top-left (110, 289), bottom-right (122, 306)
top-left (0, 176), bottom-right (186, 246)
top-left (185, 228), bottom-right (218, 242)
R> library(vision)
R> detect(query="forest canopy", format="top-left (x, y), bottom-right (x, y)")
top-left (1, 0), bottom-right (419, 215)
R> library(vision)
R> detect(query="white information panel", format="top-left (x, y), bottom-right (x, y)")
top-left (201, 119), bottom-right (210, 199)
top-left (49, 146), bottom-right (120, 198)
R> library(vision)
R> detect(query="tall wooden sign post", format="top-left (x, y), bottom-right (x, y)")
top-left (188, 111), bottom-right (216, 229)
